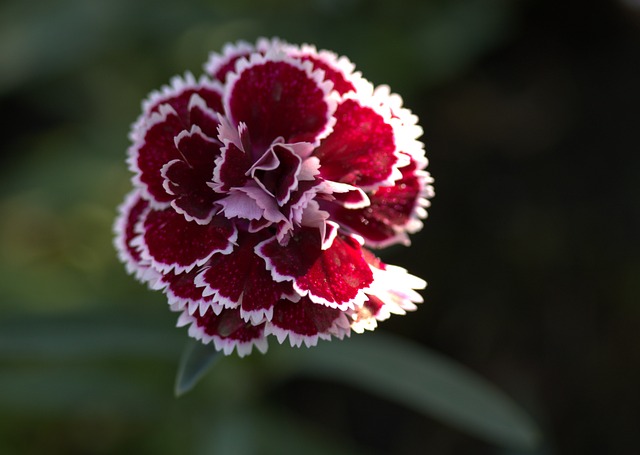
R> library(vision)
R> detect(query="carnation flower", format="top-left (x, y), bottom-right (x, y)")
top-left (114, 38), bottom-right (434, 357)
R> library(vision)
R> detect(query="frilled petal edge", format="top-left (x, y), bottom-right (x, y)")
top-left (134, 207), bottom-right (237, 274)
top-left (256, 230), bottom-right (373, 311)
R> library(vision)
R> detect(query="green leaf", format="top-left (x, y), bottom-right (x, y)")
top-left (174, 339), bottom-right (221, 397)
top-left (270, 333), bottom-right (541, 450)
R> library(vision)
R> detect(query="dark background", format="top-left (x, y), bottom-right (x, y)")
top-left (1, 0), bottom-right (639, 453)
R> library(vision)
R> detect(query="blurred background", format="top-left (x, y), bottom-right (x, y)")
top-left (1, 0), bottom-right (639, 453)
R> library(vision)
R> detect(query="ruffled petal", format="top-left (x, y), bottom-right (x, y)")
top-left (372, 84), bottom-right (427, 165)
top-left (322, 180), bottom-right (371, 209)
top-left (314, 97), bottom-right (398, 188)
top-left (249, 143), bottom-right (302, 205)
top-left (177, 307), bottom-right (268, 357)
top-left (327, 157), bottom-right (435, 247)
top-left (129, 75), bottom-right (223, 204)
top-left (113, 190), bottom-right (159, 283)
top-left (137, 73), bottom-right (223, 132)
top-left (204, 40), bottom-right (255, 83)
top-left (158, 268), bottom-right (217, 316)
top-left (161, 126), bottom-right (222, 224)
top-left (265, 297), bottom-right (351, 347)
top-left (211, 142), bottom-right (252, 193)
top-left (284, 43), bottom-right (361, 95)
top-left (194, 231), bottom-right (294, 324)
top-left (347, 249), bottom-right (425, 333)
top-left (348, 296), bottom-right (386, 334)
top-left (256, 229), bottom-right (373, 310)
top-left (136, 207), bottom-right (237, 274)
top-left (225, 53), bottom-right (335, 151)
top-left (204, 37), bottom-right (283, 83)
top-left (129, 104), bottom-right (185, 204)
top-left (186, 93), bottom-right (223, 139)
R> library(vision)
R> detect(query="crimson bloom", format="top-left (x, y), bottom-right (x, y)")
top-left (114, 38), bottom-right (434, 356)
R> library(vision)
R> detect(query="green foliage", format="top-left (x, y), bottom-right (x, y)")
top-left (175, 340), bottom-right (222, 397)
top-left (271, 334), bottom-right (540, 450)
top-left (177, 332), bottom-right (540, 450)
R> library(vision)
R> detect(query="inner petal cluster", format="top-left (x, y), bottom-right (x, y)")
top-left (114, 38), bottom-right (434, 356)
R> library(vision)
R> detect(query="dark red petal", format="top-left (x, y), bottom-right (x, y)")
top-left (114, 191), bottom-right (153, 280)
top-left (227, 59), bottom-right (331, 149)
top-left (161, 268), bottom-right (213, 308)
top-left (248, 218), bottom-right (271, 232)
top-left (197, 231), bottom-right (292, 321)
top-left (250, 144), bottom-right (302, 205)
top-left (204, 41), bottom-right (255, 83)
top-left (134, 107), bottom-right (184, 203)
top-left (187, 94), bottom-right (222, 139)
top-left (115, 191), bottom-right (148, 265)
top-left (329, 205), bottom-right (397, 246)
top-left (275, 144), bottom-right (301, 204)
top-left (299, 55), bottom-right (355, 95)
top-left (133, 79), bottom-right (223, 204)
top-left (140, 208), bottom-right (237, 273)
top-left (194, 308), bottom-right (265, 343)
top-left (211, 53), bottom-right (250, 82)
top-left (205, 38), bottom-right (288, 83)
top-left (295, 235), bottom-right (373, 307)
top-left (178, 306), bottom-right (268, 356)
top-left (270, 296), bottom-right (343, 337)
top-left (212, 143), bottom-right (252, 192)
top-left (326, 160), bottom-right (423, 246)
top-left (284, 179), bottom-right (320, 207)
top-left (147, 81), bottom-right (223, 122)
top-left (163, 128), bottom-right (221, 223)
top-left (330, 186), bottom-right (370, 209)
top-left (257, 229), bottom-right (373, 309)
top-left (366, 160), bottom-right (422, 224)
top-left (314, 98), bottom-right (397, 187)
top-left (166, 160), bottom-right (218, 222)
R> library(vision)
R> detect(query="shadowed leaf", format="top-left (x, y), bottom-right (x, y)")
top-left (270, 333), bottom-right (541, 450)
top-left (175, 339), bottom-right (221, 397)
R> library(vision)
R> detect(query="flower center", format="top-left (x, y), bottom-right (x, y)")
top-left (248, 141), bottom-right (303, 206)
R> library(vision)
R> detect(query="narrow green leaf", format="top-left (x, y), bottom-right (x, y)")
top-left (174, 340), bottom-right (221, 397)
top-left (270, 333), bottom-right (541, 450)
